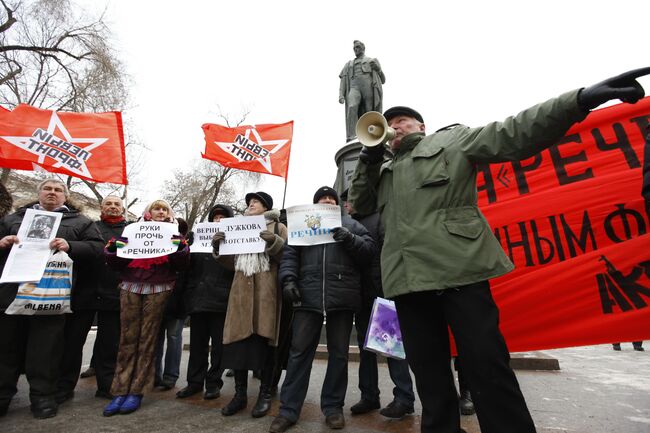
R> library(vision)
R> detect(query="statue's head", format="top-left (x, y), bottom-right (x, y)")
top-left (353, 40), bottom-right (365, 57)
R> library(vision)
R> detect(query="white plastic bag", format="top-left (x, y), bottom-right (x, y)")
top-left (5, 251), bottom-right (73, 315)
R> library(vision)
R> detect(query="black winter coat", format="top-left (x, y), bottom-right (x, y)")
top-left (183, 252), bottom-right (235, 315)
top-left (92, 219), bottom-right (129, 311)
top-left (279, 215), bottom-right (376, 315)
top-left (0, 203), bottom-right (104, 310)
top-left (355, 212), bottom-right (384, 306)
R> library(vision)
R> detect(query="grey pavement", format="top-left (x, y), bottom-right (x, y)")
top-left (1, 327), bottom-right (648, 433)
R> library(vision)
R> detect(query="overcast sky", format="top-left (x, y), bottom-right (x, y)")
top-left (94, 0), bottom-right (650, 215)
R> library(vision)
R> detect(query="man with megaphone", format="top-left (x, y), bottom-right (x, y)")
top-left (347, 67), bottom-right (650, 433)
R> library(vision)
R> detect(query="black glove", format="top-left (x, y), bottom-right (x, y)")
top-left (358, 145), bottom-right (385, 165)
top-left (212, 231), bottom-right (225, 253)
top-left (332, 226), bottom-right (354, 243)
top-left (578, 67), bottom-right (650, 111)
top-left (283, 279), bottom-right (301, 303)
top-left (186, 231), bottom-right (194, 246)
top-left (105, 236), bottom-right (128, 253)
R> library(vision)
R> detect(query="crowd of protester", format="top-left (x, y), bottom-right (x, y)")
top-left (1, 180), bottom-right (474, 432)
top-left (1, 68), bottom-right (648, 433)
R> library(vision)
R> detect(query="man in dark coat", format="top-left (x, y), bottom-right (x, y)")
top-left (340, 189), bottom-right (416, 419)
top-left (0, 179), bottom-right (104, 419)
top-left (56, 195), bottom-right (129, 403)
top-left (269, 186), bottom-right (377, 433)
top-left (176, 204), bottom-right (235, 400)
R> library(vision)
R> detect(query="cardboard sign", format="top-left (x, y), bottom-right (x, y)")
top-left (286, 204), bottom-right (342, 246)
top-left (216, 215), bottom-right (266, 255)
top-left (117, 221), bottom-right (178, 259)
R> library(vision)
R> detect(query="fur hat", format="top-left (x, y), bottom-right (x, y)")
top-left (245, 191), bottom-right (273, 210)
top-left (313, 186), bottom-right (339, 205)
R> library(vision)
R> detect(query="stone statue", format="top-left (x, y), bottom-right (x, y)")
top-left (339, 40), bottom-right (385, 141)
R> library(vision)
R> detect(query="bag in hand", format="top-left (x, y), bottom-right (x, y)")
top-left (5, 251), bottom-right (73, 315)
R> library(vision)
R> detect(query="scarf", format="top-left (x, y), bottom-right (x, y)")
top-left (101, 214), bottom-right (126, 224)
top-left (234, 215), bottom-right (274, 277)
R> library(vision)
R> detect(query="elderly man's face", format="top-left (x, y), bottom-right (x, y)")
top-left (101, 196), bottom-right (124, 217)
top-left (388, 115), bottom-right (426, 150)
top-left (353, 42), bottom-right (364, 57)
top-left (38, 181), bottom-right (67, 211)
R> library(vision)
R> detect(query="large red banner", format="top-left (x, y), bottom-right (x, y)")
top-left (202, 121), bottom-right (293, 179)
top-left (481, 97), bottom-right (650, 351)
top-left (0, 104), bottom-right (127, 184)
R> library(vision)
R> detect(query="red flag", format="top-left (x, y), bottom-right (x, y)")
top-left (201, 121), bottom-right (293, 179)
top-left (0, 104), bottom-right (127, 184)
top-left (477, 97), bottom-right (650, 351)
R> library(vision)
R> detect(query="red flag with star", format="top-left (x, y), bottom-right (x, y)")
top-left (0, 104), bottom-right (127, 184)
top-left (201, 121), bottom-right (293, 179)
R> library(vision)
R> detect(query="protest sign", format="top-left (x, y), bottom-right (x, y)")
top-left (217, 215), bottom-right (266, 255)
top-left (286, 204), bottom-right (342, 246)
top-left (191, 222), bottom-right (221, 253)
top-left (117, 221), bottom-right (178, 259)
top-left (0, 209), bottom-right (62, 283)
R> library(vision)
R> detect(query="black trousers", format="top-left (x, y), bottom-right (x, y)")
top-left (0, 314), bottom-right (65, 406)
top-left (57, 309), bottom-right (120, 394)
top-left (394, 281), bottom-right (536, 433)
top-left (186, 312), bottom-right (225, 389)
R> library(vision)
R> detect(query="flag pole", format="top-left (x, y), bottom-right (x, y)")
top-left (282, 179), bottom-right (288, 210)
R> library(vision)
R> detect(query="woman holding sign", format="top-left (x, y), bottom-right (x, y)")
top-left (212, 191), bottom-right (287, 418)
top-left (101, 199), bottom-right (190, 416)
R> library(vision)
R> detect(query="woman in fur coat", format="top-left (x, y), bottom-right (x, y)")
top-left (212, 191), bottom-right (287, 418)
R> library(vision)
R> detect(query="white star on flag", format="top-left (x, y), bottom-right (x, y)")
top-left (213, 127), bottom-right (289, 174)
top-left (1, 111), bottom-right (108, 178)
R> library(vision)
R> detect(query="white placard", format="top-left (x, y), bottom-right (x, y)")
top-left (217, 215), bottom-right (266, 256)
top-left (0, 209), bottom-right (63, 283)
top-left (117, 221), bottom-right (179, 259)
top-left (286, 204), bottom-right (342, 246)
top-left (191, 222), bottom-right (222, 253)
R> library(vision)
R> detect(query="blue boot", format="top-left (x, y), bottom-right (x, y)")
top-left (119, 394), bottom-right (142, 414)
top-left (103, 395), bottom-right (126, 417)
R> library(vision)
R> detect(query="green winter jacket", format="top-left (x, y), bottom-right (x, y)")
top-left (348, 89), bottom-right (588, 298)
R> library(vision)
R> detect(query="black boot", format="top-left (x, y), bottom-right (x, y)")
top-left (459, 389), bottom-right (475, 416)
top-left (221, 370), bottom-right (247, 416)
top-left (251, 384), bottom-right (272, 418)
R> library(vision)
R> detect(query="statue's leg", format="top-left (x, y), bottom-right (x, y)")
top-left (346, 88), bottom-right (362, 140)
top-left (359, 78), bottom-right (374, 114)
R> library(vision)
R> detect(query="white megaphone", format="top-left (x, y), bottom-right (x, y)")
top-left (355, 111), bottom-right (395, 147)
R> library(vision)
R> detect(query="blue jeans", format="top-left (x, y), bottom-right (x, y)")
top-left (355, 302), bottom-right (415, 406)
top-left (155, 318), bottom-right (184, 383)
top-left (279, 310), bottom-right (353, 422)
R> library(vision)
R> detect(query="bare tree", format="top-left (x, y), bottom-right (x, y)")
top-left (163, 158), bottom-right (260, 229)
top-left (0, 0), bottom-right (125, 110)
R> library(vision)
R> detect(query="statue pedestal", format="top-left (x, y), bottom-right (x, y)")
top-left (333, 139), bottom-right (362, 195)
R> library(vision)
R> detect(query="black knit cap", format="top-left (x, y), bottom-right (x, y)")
top-left (383, 106), bottom-right (424, 123)
top-left (245, 191), bottom-right (273, 210)
top-left (208, 204), bottom-right (234, 221)
top-left (313, 186), bottom-right (339, 205)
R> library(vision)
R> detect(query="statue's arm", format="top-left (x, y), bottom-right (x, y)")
top-left (373, 58), bottom-right (385, 84)
top-left (339, 63), bottom-right (348, 103)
